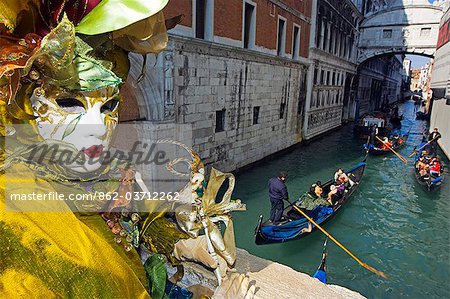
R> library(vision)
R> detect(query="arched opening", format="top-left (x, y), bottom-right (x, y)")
top-left (355, 52), bottom-right (433, 117)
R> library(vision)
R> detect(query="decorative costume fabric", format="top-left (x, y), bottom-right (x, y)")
top-left (0, 1), bottom-right (248, 298)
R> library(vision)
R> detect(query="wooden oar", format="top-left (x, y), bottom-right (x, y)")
top-left (286, 199), bottom-right (387, 278)
top-left (408, 136), bottom-right (438, 157)
top-left (376, 136), bottom-right (408, 164)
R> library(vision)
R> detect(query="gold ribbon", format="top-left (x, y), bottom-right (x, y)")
top-left (176, 168), bottom-right (246, 266)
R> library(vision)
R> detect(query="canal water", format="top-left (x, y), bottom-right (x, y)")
top-left (232, 101), bottom-right (449, 298)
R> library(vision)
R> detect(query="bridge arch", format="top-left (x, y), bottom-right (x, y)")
top-left (358, 1), bottom-right (444, 64)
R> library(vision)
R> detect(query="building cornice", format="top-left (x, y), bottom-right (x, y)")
top-left (168, 34), bottom-right (310, 69)
top-left (310, 48), bottom-right (358, 69)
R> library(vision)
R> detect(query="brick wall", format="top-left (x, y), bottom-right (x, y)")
top-left (163, 0), bottom-right (193, 27)
top-left (163, 0), bottom-right (311, 58)
top-left (214, 0), bottom-right (243, 41)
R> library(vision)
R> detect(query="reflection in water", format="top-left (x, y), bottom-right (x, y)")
top-left (232, 101), bottom-right (450, 298)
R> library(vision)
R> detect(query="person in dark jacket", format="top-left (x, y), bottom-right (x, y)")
top-left (428, 128), bottom-right (442, 155)
top-left (268, 171), bottom-right (289, 224)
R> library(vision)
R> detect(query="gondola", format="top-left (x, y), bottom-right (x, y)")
top-left (416, 111), bottom-right (430, 121)
top-left (390, 114), bottom-right (402, 129)
top-left (413, 146), bottom-right (444, 191)
top-left (364, 129), bottom-right (410, 156)
top-left (254, 158), bottom-right (367, 245)
top-left (354, 112), bottom-right (390, 139)
top-left (312, 238), bottom-right (328, 284)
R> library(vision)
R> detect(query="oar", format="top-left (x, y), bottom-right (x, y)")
top-left (408, 136), bottom-right (438, 157)
top-left (286, 199), bottom-right (387, 278)
top-left (376, 136), bottom-right (408, 164)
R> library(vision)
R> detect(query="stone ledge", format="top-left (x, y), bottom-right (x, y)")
top-left (234, 248), bottom-right (365, 299)
top-left (174, 248), bottom-right (366, 299)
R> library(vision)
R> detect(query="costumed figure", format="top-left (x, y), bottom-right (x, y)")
top-left (0, 1), bottom-right (254, 298)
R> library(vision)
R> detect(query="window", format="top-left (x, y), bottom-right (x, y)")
top-left (320, 70), bottom-right (324, 85)
top-left (253, 106), bottom-right (260, 124)
top-left (332, 72), bottom-right (336, 85)
top-left (420, 27), bottom-right (431, 37)
top-left (323, 20), bottom-right (328, 51)
top-left (292, 25), bottom-right (300, 59)
top-left (277, 17), bottom-right (286, 56)
top-left (195, 0), bottom-right (206, 39)
top-left (382, 29), bottom-right (392, 38)
top-left (314, 68), bottom-right (318, 84)
top-left (334, 29), bottom-right (339, 54)
top-left (195, 0), bottom-right (213, 40)
top-left (215, 109), bottom-right (225, 132)
top-left (316, 15), bottom-right (322, 48)
top-left (328, 27), bottom-right (333, 53)
top-left (327, 71), bottom-right (331, 85)
top-left (243, 1), bottom-right (256, 49)
top-left (279, 102), bottom-right (286, 119)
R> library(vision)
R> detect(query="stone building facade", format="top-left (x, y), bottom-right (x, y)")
top-left (125, 0), bottom-right (312, 172)
top-left (356, 55), bottom-right (403, 115)
top-left (302, 0), bottom-right (363, 139)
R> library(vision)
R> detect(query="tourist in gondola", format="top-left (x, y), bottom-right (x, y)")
top-left (430, 158), bottom-right (442, 177)
top-left (335, 168), bottom-right (355, 187)
top-left (417, 155), bottom-right (430, 177)
top-left (327, 185), bottom-right (339, 205)
top-left (268, 171), bottom-right (289, 224)
top-left (428, 128), bottom-right (442, 155)
top-left (392, 133), bottom-right (401, 147)
top-left (301, 221), bottom-right (313, 234)
top-left (314, 181), bottom-right (324, 198)
top-left (381, 137), bottom-right (392, 149)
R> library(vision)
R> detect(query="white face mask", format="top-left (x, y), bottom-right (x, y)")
top-left (30, 86), bottom-right (120, 173)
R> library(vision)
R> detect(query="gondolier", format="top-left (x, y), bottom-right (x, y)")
top-left (428, 128), bottom-right (442, 155)
top-left (268, 171), bottom-right (289, 224)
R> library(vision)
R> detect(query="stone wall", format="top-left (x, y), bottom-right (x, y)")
top-left (126, 36), bottom-right (309, 173)
top-left (169, 36), bottom-right (308, 172)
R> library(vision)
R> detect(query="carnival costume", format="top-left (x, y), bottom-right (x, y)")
top-left (0, 1), bottom-right (251, 298)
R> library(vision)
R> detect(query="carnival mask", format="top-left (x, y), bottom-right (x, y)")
top-left (30, 85), bottom-right (120, 173)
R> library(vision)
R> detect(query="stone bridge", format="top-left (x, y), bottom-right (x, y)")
top-left (357, 0), bottom-right (445, 64)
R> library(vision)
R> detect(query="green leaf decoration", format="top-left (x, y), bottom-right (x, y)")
top-left (62, 114), bottom-right (83, 140)
top-left (75, 0), bottom-right (169, 35)
top-left (144, 254), bottom-right (167, 299)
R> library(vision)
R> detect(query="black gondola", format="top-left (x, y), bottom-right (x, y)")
top-left (254, 158), bottom-right (367, 245)
top-left (312, 238), bottom-right (328, 284)
top-left (364, 130), bottom-right (410, 156)
top-left (416, 111), bottom-right (430, 121)
top-left (413, 148), bottom-right (444, 191)
top-left (354, 112), bottom-right (389, 139)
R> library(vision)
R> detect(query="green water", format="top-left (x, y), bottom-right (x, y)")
top-left (232, 101), bottom-right (450, 298)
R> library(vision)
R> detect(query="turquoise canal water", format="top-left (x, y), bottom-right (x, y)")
top-left (232, 101), bottom-right (449, 298)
